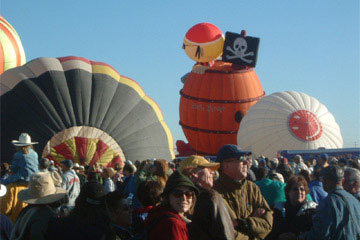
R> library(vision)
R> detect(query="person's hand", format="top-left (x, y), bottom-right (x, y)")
top-left (251, 208), bottom-right (265, 217)
top-left (278, 232), bottom-right (296, 240)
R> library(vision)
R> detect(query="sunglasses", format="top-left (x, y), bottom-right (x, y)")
top-left (171, 189), bottom-right (194, 198)
top-left (223, 157), bottom-right (247, 163)
top-left (291, 187), bottom-right (305, 192)
top-left (120, 204), bottom-right (132, 211)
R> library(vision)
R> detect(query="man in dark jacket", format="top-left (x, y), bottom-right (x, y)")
top-left (179, 155), bottom-right (235, 240)
top-left (213, 145), bottom-right (273, 240)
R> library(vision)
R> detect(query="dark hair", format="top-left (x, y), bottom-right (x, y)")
top-left (134, 160), bottom-right (141, 169)
top-left (285, 176), bottom-right (309, 201)
top-left (255, 167), bottom-right (267, 180)
top-left (114, 163), bottom-right (123, 171)
top-left (39, 158), bottom-right (50, 169)
top-left (137, 180), bottom-right (163, 206)
top-left (138, 160), bottom-right (151, 172)
top-left (105, 191), bottom-right (127, 212)
top-left (69, 181), bottom-right (109, 225)
top-left (299, 169), bottom-right (311, 184)
top-left (123, 163), bottom-right (135, 174)
top-left (277, 164), bottom-right (294, 182)
top-left (312, 169), bottom-right (321, 180)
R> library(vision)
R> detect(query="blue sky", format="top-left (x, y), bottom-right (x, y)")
top-left (2, 1), bottom-right (359, 148)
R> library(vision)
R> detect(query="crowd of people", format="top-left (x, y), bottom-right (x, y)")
top-left (0, 133), bottom-right (360, 240)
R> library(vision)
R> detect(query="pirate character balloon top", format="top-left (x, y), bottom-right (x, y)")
top-left (183, 23), bottom-right (225, 63)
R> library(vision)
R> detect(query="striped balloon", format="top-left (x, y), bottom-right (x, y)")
top-left (1, 56), bottom-right (175, 166)
top-left (0, 15), bottom-right (26, 74)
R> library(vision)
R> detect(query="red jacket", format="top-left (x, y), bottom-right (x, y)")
top-left (145, 206), bottom-right (189, 240)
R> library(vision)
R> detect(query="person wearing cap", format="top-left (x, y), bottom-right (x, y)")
top-left (179, 155), bottom-right (234, 240)
top-left (3, 133), bottom-right (39, 185)
top-left (145, 171), bottom-right (198, 240)
top-left (10, 171), bottom-right (67, 239)
top-left (305, 165), bottom-right (360, 239)
top-left (0, 184), bottom-right (13, 240)
top-left (258, 156), bottom-right (270, 173)
top-left (60, 159), bottom-right (80, 216)
top-left (213, 144), bottom-right (273, 240)
top-left (47, 181), bottom-right (112, 240)
top-left (313, 153), bottom-right (329, 173)
top-left (73, 163), bottom-right (87, 189)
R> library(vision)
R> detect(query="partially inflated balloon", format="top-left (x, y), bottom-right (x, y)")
top-left (237, 91), bottom-right (343, 158)
top-left (1, 56), bottom-right (175, 166)
top-left (0, 15), bottom-right (26, 74)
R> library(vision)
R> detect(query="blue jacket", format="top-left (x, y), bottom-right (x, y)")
top-left (306, 186), bottom-right (360, 240)
top-left (3, 148), bottom-right (38, 184)
top-left (308, 180), bottom-right (328, 204)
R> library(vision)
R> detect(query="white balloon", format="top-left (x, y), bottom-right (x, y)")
top-left (237, 91), bottom-right (343, 158)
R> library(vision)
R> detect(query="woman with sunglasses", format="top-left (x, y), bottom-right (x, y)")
top-left (266, 176), bottom-right (317, 240)
top-left (145, 171), bottom-right (198, 240)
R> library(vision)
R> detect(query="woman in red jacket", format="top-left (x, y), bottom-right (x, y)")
top-left (145, 171), bottom-right (198, 240)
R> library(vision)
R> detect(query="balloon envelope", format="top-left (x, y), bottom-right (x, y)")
top-left (1, 56), bottom-right (174, 165)
top-left (237, 91), bottom-right (343, 158)
top-left (0, 15), bottom-right (26, 74)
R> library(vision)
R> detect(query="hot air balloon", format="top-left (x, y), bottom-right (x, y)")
top-left (1, 56), bottom-right (174, 166)
top-left (237, 91), bottom-right (343, 158)
top-left (179, 61), bottom-right (265, 155)
top-left (183, 23), bottom-right (225, 64)
top-left (0, 15), bottom-right (26, 74)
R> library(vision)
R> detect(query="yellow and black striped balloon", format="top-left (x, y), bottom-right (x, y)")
top-left (1, 56), bottom-right (174, 166)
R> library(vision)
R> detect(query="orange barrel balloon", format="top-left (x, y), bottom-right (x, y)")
top-left (179, 61), bottom-right (265, 155)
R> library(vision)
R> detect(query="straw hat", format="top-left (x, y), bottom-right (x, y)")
top-left (18, 172), bottom-right (66, 204)
top-left (179, 155), bottom-right (220, 173)
top-left (0, 184), bottom-right (7, 197)
top-left (11, 133), bottom-right (38, 146)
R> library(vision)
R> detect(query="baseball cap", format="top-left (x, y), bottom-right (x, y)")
top-left (216, 144), bottom-right (251, 163)
top-left (320, 153), bottom-right (329, 160)
top-left (179, 155), bottom-right (220, 173)
top-left (60, 159), bottom-right (74, 168)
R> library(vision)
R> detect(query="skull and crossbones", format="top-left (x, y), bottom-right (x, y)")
top-left (226, 37), bottom-right (254, 63)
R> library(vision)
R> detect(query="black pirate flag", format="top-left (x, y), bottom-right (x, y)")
top-left (222, 30), bottom-right (260, 67)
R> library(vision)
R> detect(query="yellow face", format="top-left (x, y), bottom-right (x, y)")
top-left (183, 36), bottom-right (224, 63)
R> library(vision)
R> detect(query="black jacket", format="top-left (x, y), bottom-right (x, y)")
top-left (266, 200), bottom-right (317, 239)
top-left (188, 185), bottom-right (235, 240)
